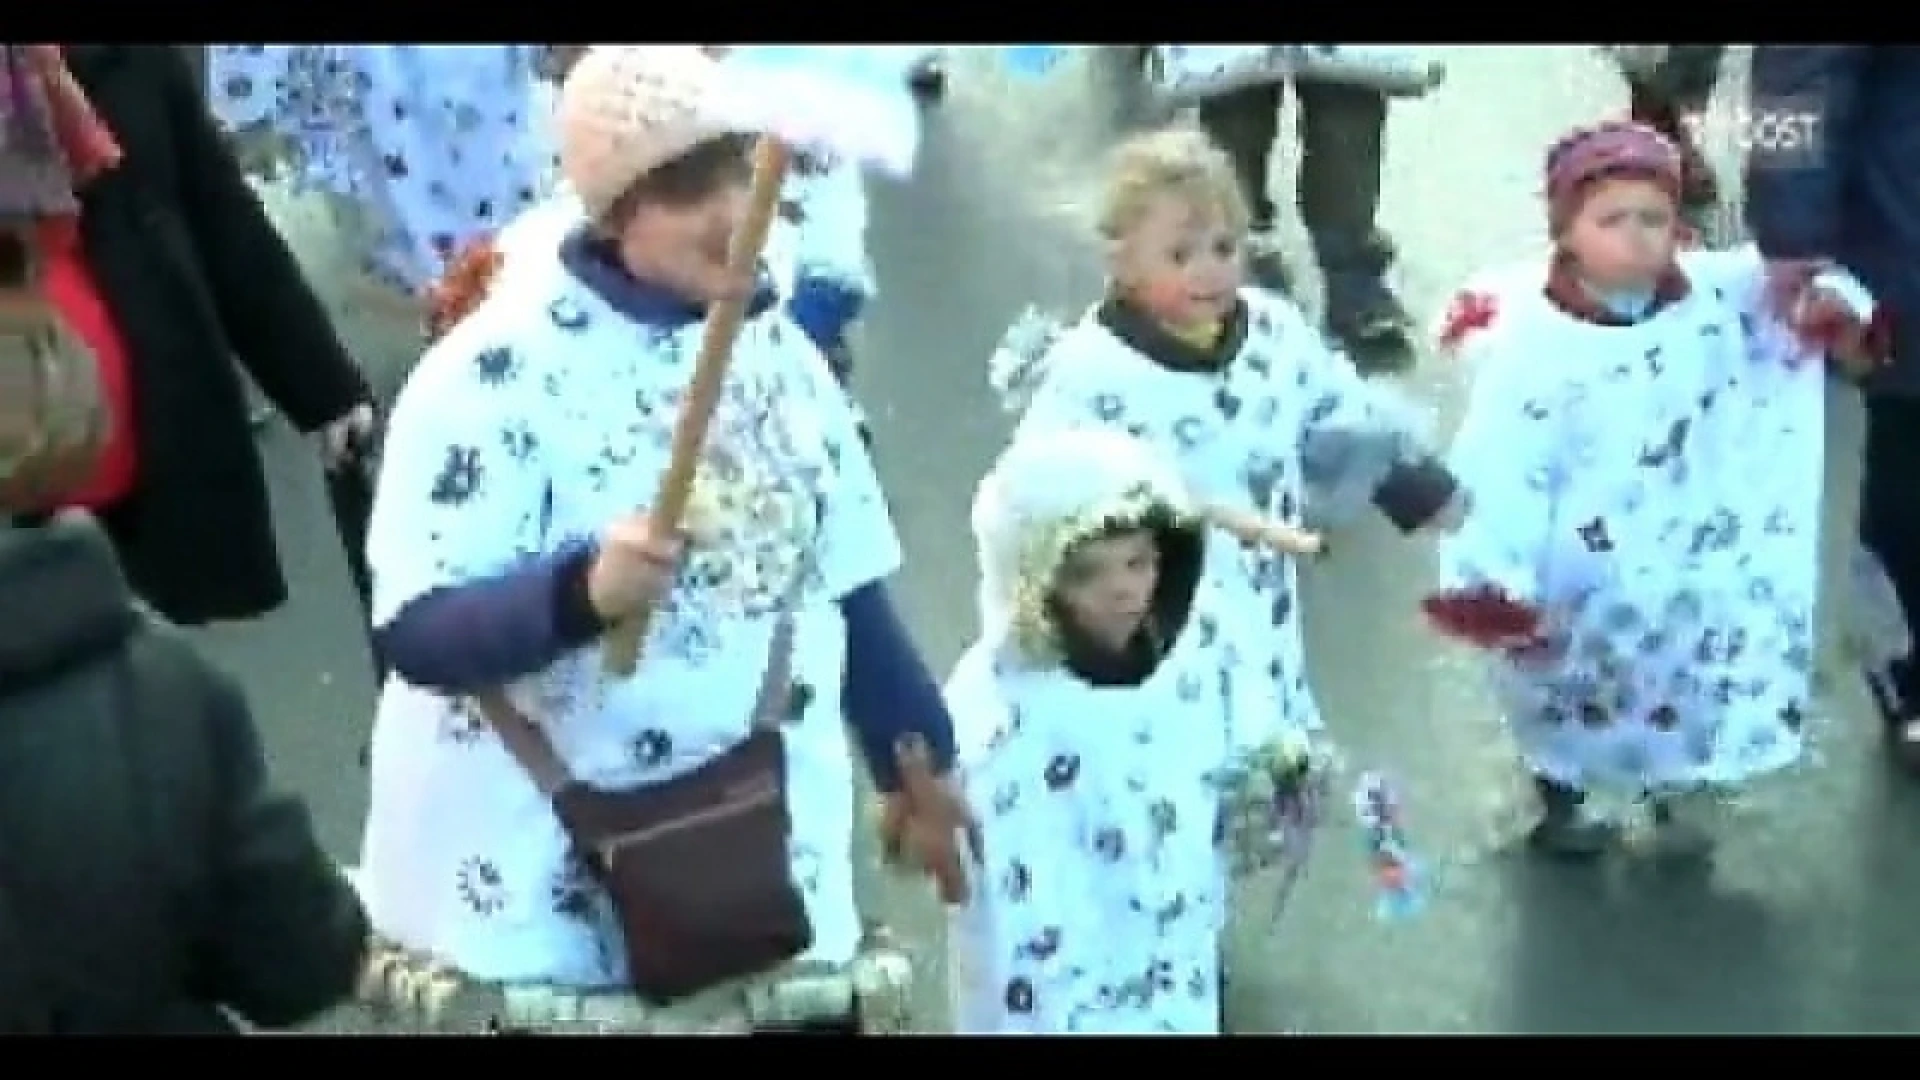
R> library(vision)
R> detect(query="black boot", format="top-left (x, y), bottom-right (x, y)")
top-left (1314, 228), bottom-right (1414, 374)
top-left (1527, 775), bottom-right (1616, 859)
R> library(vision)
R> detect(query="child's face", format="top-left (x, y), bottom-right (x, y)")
top-left (1052, 529), bottom-right (1160, 652)
top-left (619, 141), bottom-right (755, 306)
top-left (1110, 194), bottom-right (1244, 328)
top-left (1559, 175), bottom-right (1677, 292)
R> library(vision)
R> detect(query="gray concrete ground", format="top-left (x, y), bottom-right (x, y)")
top-left (204, 47), bottom-right (1920, 1034)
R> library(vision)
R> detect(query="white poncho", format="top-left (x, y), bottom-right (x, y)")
top-left (356, 202), bottom-right (900, 987)
top-left (1438, 246), bottom-right (1857, 798)
top-left (207, 45), bottom-right (560, 293)
top-left (1002, 288), bottom-right (1437, 738)
top-left (945, 429), bottom-right (1285, 1033)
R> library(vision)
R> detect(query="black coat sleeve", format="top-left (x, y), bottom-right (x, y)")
top-left (149, 46), bottom-right (370, 433)
top-left (198, 668), bottom-right (369, 1029)
top-left (1744, 47), bottom-right (1868, 261)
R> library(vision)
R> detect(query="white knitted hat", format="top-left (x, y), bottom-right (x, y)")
top-left (555, 45), bottom-right (749, 219)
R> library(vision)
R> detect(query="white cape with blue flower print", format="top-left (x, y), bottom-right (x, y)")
top-left (356, 202), bottom-right (901, 988)
top-left (764, 155), bottom-right (875, 304)
top-left (1438, 246), bottom-right (1833, 801)
top-left (207, 45), bottom-right (560, 294)
top-left (946, 596), bottom-right (1288, 1033)
top-left (944, 437), bottom-right (1286, 1033)
top-left (1008, 288), bottom-right (1432, 740)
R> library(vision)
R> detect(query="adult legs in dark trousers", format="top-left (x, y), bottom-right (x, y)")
top-left (1858, 393), bottom-right (1920, 768)
top-left (1198, 79), bottom-right (1413, 373)
top-left (1621, 47), bottom-right (1727, 233)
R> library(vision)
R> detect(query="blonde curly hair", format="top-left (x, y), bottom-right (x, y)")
top-left (1095, 127), bottom-right (1250, 243)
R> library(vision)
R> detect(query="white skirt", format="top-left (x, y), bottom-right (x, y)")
top-left (1147, 45), bottom-right (1447, 105)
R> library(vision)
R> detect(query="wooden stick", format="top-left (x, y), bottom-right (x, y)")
top-left (601, 137), bottom-right (794, 677)
top-left (1205, 504), bottom-right (1324, 557)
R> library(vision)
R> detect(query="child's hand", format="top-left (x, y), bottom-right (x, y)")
top-left (1796, 283), bottom-right (1886, 378)
top-left (1421, 585), bottom-right (1543, 650)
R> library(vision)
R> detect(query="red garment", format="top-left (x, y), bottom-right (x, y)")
top-left (40, 218), bottom-right (137, 509)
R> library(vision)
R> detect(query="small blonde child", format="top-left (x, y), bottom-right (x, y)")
top-left (991, 126), bottom-right (1460, 741)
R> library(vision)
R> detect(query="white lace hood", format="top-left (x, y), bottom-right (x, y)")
top-left (970, 428), bottom-right (1198, 664)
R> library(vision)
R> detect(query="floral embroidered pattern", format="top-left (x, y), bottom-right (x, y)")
top-left (1438, 250), bottom-right (1823, 801)
top-left (356, 234), bottom-right (902, 987)
top-left (206, 45), bottom-right (558, 293)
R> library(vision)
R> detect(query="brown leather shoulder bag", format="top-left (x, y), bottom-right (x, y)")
top-left (474, 614), bottom-right (811, 1004)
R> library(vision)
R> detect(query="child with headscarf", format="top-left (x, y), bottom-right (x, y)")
top-left (1429, 120), bottom-right (1883, 861)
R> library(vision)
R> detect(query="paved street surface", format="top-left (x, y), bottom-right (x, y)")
top-left (203, 47), bottom-right (1920, 1034)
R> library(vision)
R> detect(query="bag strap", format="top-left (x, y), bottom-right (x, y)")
top-left (476, 611), bottom-right (799, 797)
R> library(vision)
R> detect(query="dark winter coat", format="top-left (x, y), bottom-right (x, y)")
top-left (64, 45), bottom-right (370, 624)
top-left (1745, 46), bottom-right (1920, 396)
top-left (0, 515), bottom-right (368, 1033)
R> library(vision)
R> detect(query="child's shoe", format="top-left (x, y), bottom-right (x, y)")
top-left (1526, 775), bottom-right (1616, 859)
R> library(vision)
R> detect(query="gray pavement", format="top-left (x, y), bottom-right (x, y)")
top-left (203, 46), bottom-right (1920, 1034)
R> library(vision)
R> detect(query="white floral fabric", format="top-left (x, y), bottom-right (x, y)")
top-left (356, 204), bottom-right (900, 988)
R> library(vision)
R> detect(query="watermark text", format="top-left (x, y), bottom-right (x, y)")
top-left (1678, 95), bottom-right (1825, 170)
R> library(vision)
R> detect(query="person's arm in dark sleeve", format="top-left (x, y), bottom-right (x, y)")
top-left (149, 45), bottom-right (370, 432)
top-left (1744, 46), bottom-right (1868, 261)
top-left (1373, 457), bottom-right (1462, 534)
top-left (374, 546), bottom-right (608, 694)
top-left (840, 582), bottom-right (956, 793)
top-left (200, 666), bottom-right (369, 1030)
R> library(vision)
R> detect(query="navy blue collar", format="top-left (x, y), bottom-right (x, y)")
top-left (558, 226), bottom-right (778, 330)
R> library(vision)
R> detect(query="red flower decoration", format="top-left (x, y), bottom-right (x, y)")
top-left (424, 237), bottom-right (504, 343)
top-left (1421, 584), bottom-right (1543, 651)
top-left (1437, 290), bottom-right (1498, 353)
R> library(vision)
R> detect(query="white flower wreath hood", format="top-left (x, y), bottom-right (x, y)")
top-left (969, 428), bottom-right (1201, 666)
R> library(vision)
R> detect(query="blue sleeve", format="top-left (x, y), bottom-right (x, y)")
top-left (1744, 46), bottom-right (1868, 260)
top-left (373, 546), bottom-right (604, 694)
top-left (839, 582), bottom-right (956, 793)
top-left (787, 274), bottom-right (869, 354)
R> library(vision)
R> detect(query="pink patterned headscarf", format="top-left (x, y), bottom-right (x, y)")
top-left (1544, 120), bottom-right (1682, 236)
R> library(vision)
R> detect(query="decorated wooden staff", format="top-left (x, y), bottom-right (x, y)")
top-left (601, 46), bottom-right (922, 677)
